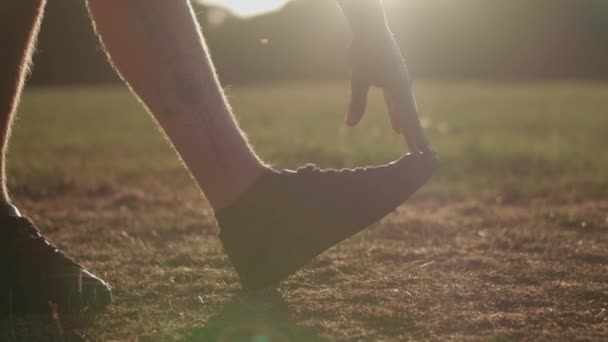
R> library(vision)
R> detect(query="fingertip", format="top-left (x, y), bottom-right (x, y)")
top-left (345, 117), bottom-right (358, 127)
top-left (346, 103), bottom-right (365, 126)
top-left (348, 79), bottom-right (369, 126)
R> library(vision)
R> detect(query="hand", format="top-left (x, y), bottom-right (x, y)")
top-left (346, 33), bottom-right (435, 154)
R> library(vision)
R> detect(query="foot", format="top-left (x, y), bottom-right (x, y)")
top-left (0, 205), bottom-right (112, 319)
top-left (216, 152), bottom-right (439, 290)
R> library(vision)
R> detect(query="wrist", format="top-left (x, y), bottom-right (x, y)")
top-left (351, 28), bottom-right (396, 59)
top-left (338, 0), bottom-right (391, 42)
top-left (351, 23), bottom-right (391, 45)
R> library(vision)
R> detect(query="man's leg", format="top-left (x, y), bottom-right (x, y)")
top-left (87, 0), bottom-right (438, 290)
top-left (87, 0), bottom-right (267, 211)
top-left (0, 0), bottom-right (46, 205)
top-left (0, 1), bottom-right (112, 318)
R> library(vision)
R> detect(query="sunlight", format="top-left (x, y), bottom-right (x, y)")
top-left (198, 0), bottom-right (291, 17)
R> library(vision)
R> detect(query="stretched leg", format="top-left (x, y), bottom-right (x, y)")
top-left (86, 0), bottom-right (267, 211)
top-left (0, 0), bottom-right (112, 320)
top-left (86, 0), bottom-right (438, 290)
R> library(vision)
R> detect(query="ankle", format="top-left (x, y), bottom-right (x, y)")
top-left (0, 202), bottom-right (21, 217)
top-left (209, 163), bottom-right (272, 212)
top-left (0, 187), bottom-right (11, 208)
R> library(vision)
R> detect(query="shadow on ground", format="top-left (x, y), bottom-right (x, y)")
top-left (0, 315), bottom-right (94, 342)
top-left (180, 289), bottom-right (327, 342)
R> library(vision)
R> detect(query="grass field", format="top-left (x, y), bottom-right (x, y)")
top-left (4, 82), bottom-right (608, 340)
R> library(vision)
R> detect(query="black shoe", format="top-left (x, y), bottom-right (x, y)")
top-left (0, 208), bottom-right (112, 318)
top-left (217, 152), bottom-right (439, 290)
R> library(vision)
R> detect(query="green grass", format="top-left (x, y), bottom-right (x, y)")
top-left (11, 81), bottom-right (608, 200)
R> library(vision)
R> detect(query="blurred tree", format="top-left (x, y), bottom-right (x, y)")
top-left (13, 0), bottom-right (608, 85)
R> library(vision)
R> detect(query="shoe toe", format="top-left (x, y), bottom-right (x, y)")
top-left (76, 269), bottom-right (113, 311)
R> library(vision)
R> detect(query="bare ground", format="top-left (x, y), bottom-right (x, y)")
top-left (5, 173), bottom-right (607, 341)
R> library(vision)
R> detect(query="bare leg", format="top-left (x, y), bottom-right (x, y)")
top-left (0, 0), bottom-right (47, 204)
top-left (86, 0), bottom-right (268, 210)
top-left (86, 0), bottom-right (438, 291)
top-left (0, 1), bottom-right (113, 317)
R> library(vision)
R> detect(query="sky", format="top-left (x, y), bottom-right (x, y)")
top-left (199, 0), bottom-right (291, 17)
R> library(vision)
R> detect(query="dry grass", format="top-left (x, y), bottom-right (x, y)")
top-left (2, 83), bottom-right (607, 341)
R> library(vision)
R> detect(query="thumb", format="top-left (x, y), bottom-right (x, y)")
top-left (345, 77), bottom-right (370, 127)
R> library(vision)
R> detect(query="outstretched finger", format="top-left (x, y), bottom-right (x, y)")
top-left (404, 134), bottom-right (421, 154)
top-left (383, 92), bottom-right (402, 135)
top-left (417, 126), bottom-right (437, 154)
top-left (345, 78), bottom-right (370, 127)
top-left (385, 91), bottom-right (424, 152)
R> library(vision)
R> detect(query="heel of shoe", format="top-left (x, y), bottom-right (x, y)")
top-left (0, 203), bottom-right (21, 217)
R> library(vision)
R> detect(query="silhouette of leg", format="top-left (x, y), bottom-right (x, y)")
top-left (0, 0), bottom-right (112, 320)
top-left (87, 0), bottom-right (439, 290)
top-left (87, 0), bottom-right (268, 211)
top-left (0, 0), bottom-right (46, 204)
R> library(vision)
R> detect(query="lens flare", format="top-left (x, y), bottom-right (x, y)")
top-left (199, 0), bottom-right (291, 17)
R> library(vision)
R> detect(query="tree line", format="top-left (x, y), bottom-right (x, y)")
top-left (20, 0), bottom-right (608, 85)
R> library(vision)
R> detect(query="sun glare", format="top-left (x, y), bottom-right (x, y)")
top-left (199, 0), bottom-right (291, 17)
